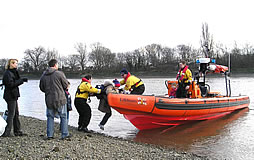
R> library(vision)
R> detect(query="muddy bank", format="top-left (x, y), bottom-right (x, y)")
top-left (0, 115), bottom-right (207, 159)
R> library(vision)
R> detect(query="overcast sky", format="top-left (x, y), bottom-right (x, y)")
top-left (0, 0), bottom-right (253, 60)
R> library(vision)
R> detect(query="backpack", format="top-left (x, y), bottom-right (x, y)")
top-left (95, 84), bottom-right (105, 99)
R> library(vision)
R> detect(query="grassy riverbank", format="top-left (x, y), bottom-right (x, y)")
top-left (0, 115), bottom-right (205, 159)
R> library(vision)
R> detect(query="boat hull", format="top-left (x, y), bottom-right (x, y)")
top-left (108, 93), bottom-right (250, 130)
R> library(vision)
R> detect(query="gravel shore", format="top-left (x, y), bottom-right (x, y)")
top-left (0, 115), bottom-right (206, 159)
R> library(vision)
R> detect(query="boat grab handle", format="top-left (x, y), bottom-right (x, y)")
top-left (165, 80), bottom-right (169, 89)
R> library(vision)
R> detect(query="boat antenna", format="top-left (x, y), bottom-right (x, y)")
top-left (228, 52), bottom-right (231, 96)
top-left (228, 51), bottom-right (231, 74)
top-left (225, 52), bottom-right (231, 97)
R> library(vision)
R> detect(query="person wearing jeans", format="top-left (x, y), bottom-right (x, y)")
top-left (40, 59), bottom-right (70, 140)
top-left (47, 104), bottom-right (68, 138)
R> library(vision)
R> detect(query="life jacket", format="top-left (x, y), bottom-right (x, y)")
top-left (176, 65), bottom-right (189, 81)
top-left (124, 72), bottom-right (143, 88)
top-left (131, 79), bottom-right (142, 89)
top-left (95, 84), bottom-right (106, 99)
top-left (76, 78), bottom-right (90, 96)
top-left (124, 72), bottom-right (131, 83)
top-left (76, 82), bottom-right (88, 95)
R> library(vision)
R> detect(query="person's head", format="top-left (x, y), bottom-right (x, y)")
top-left (171, 82), bottom-right (177, 89)
top-left (6, 59), bottom-right (18, 69)
top-left (120, 68), bottom-right (128, 78)
top-left (179, 60), bottom-right (186, 69)
top-left (104, 79), bottom-right (113, 86)
top-left (48, 59), bottom-right (58, 69)
top-left (113, 79), bottom-right (120, 88)
top-left (84, 74), bottom-right (92, 83)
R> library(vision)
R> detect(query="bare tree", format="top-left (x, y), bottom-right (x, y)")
top-left (160, 47), bottom-right (175, 64)
top-left (75, 43), bottom-right (88, 71)
top-left (46, 48), bottom-right (59, 61)
top-left (176, 44), bottom-right (192, 62)
top-left (242, 43), bottom-right (254, 68)
top-left (101, 49), bottom-right (116, 68)
top-left (124, 52), bottom-right (134, 71)
top-left (41, 48), bottom-right (59, 69)
top-left (144, 44), bottom-right (162, 67)
top-left (24, 46), bottom-right (47, 71)
top-left (0, 58), bottom-right (8, 72)
top-left (200, 23), bottom-right (214, 58)
top-left (89, 42), bottom-right (103, 70)
top-left (242, 43), bottom-right (254, 55)
top-left (21, 61), bottom-right (32, 73)
top-left (65, 54), bottom-right (79, 71)
top-left (116, 52), bottom-right (126, 66)
top-left (89, 42), bottom-right (114, 70)
top-left (132, 49), bottom-right (145, 71)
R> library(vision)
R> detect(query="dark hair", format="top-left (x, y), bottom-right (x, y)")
top-left (84, 74), bottom-right (92, 80)
top-left (180, 60), bottom-right (186, 65)
top-left (48, 59), bottom-right (58, 67)
top-left (120, 68), bottom-right (128, 75)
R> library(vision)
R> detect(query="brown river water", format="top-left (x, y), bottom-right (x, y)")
top-left (0, 75), bottom-right (253, 159)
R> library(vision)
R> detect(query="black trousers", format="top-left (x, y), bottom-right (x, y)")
top-left (176, 83), bottom-right (188, 98)
top-left (74, 98), bottom-right (91, 129)
top-left (99, 111), bottom-right (112, 126)
top-left (131, 84), bottom-right (145, 95)
top-left (3, 100), bottom-right (21, 135)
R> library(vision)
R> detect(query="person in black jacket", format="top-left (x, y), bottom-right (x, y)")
top-left (1, 59), bottom-right (28, 137)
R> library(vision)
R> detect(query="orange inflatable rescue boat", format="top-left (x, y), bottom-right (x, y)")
top-left (108, 58), bottom-right (250, 130)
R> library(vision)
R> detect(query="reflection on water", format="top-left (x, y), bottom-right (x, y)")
top-left (0, 76), bottom-right (254, 159)
top-left (134, 108), bottom-right (253, 159)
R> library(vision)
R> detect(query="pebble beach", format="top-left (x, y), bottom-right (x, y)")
top-left (0, 115), bottom-right (206, 159)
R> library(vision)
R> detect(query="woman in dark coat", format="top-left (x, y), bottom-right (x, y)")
top-left (2, 59), bottom-right (27, 137)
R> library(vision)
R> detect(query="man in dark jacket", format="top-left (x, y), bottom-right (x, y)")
top-left (2, 59), bottom-right (28, 137)
top-left (39, 59), bottom-right (70, 140)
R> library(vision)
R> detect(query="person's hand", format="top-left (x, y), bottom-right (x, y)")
top-left (185, 85), bottom-right (190, 90)
top-left (89, 93), bottom-right (95, 96)
top-left (22, 77), bottom-right (28, 82)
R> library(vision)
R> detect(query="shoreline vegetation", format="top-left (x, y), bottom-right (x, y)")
top-left (1, 24), bottom-right (254, 80)
top-left (0, 115), bottom-right (204, 159)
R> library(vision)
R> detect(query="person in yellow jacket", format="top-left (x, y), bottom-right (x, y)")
top-left (176, 60), bottom-right (192, 98)
top-left (120, 68), bottom-right (145, 95)
top-left (74, 74), bottom-right (101, 133)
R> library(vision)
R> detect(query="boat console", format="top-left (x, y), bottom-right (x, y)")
top-left (166, 58), bottom-right (230, 98)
